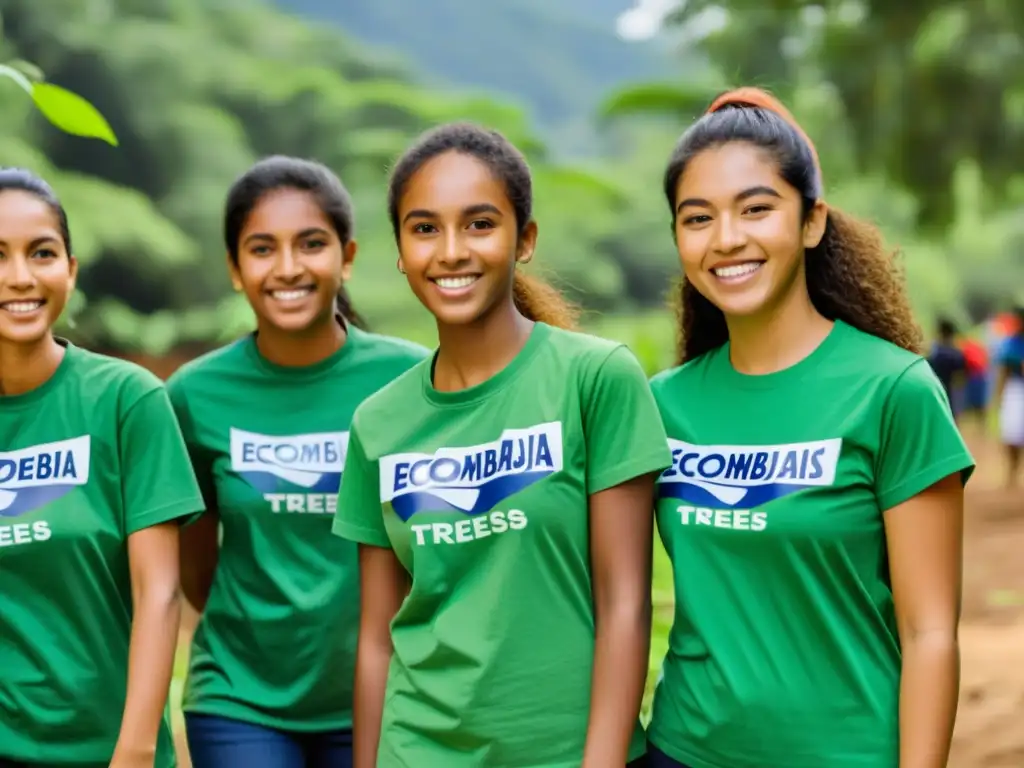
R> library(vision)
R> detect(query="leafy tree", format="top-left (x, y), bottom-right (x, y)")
top-left (606, 0), bottom-right (1024, 230)
top-left (0, 58), bottom-right (118, 145)
top-left (0, 0), bottom-right (670, 354)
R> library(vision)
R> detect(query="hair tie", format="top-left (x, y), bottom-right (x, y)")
top-left (707, 87), bottom-right (822, 187)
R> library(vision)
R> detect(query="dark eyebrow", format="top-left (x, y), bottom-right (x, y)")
top-left (242, 232), bottom-right (274, 246)
top-left (242, 227), bottom-right (331, 246)
top-left (402, 202), bottom-right (503, 225)
top-left (676, 185), bottom-right (782, 213)
top-left (296, 227), bottom-right (330, 239)
top-left (463, 203), bottom-right (502, 218)
top-left (0, 236), bottom-right (60, 249)
top-left (402, 208), bottom-right (434, 225)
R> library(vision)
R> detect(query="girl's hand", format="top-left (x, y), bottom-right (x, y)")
top-left (108, 745), bottom-right (156, 768)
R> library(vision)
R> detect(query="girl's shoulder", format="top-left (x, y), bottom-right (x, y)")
top-left (65, 344), bottom-right (167, 408)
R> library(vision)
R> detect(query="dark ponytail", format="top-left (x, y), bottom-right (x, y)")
top-left (336, 285), bottom-right (368, 330)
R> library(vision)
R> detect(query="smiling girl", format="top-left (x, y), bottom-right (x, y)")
top-left (0, 168), bottom-right (204, 768)
top-left (645, 88), bottom-right (975, 768)
top-left (166, 156), bottom-right (429, 768)
top-left (332, 123), bottom-right (671, 768)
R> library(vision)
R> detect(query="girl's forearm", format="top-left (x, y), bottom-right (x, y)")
top-left (898, 631), bottom-right (960, 768)
top-left (581, 600), bottom-right (652, 768)
top-left (113, 589), bottom-right (181, 760)
top-left (353, 639), bottom-right (393, 768)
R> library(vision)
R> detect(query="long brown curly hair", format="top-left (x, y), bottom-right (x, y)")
top-left (665, 88), bottom-right (923, 364)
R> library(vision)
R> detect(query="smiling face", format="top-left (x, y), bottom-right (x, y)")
top-left (229, 187), bottom-right (356, 335)
top-left (395, 150), bottom-right (536, 328)
top-left (673, 141), bottom-right (826, 319)
top-left (0, 190), bottom-right (77, 347)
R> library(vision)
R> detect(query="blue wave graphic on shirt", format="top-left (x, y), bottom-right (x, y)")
top-left (237, 471), bottom-right (342, 494)
top-left (0, 485), bottom-right (78, 518)
top-left (392, 470), bottom-right (551, 521)
top-left (658, 480), bottom-right (814, 508)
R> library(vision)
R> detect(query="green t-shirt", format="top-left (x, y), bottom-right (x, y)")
top-left (166, 326), bottom-right (429, 731)
top-left (0, 341), bottom-right (204, 767)
top-left (647, 320), bottom-right (975, 768)
top-left (332, 322), bottom-right (672, 768)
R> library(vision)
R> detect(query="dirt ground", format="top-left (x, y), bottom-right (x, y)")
top-left (172, 435), bottom-right (1023, 768)
top-left (946, 434), bottom-right (1024, 768)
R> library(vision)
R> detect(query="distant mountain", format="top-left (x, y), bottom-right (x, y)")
top-left (273, 0), bottom-right (671, 149)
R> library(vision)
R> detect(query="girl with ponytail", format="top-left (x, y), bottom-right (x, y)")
top-left (332, 122), bottom-right (671, 767)
top-left (646, 88), bottom-right (975, 767)
top-left (168, 156), bottom-right (429, 767)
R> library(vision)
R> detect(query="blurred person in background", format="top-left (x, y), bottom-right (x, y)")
top-left (0, 168), bottom-right (203, 768)
top-left (168, 156), bottom-right (428, 768)
top-left (958, 331), bottom-right (990, 435)
top-left (927, 317), bottom-right (967, 418)
top-left (993, 305), bottom-right (1024, 488)
top-left (333, 123), bottom-right (669, 768)
top-left (646, 88), bottom-right (975, 768)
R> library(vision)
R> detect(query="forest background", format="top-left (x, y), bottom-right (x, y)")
top-left (2, 1), bottom-right (1023, 765)
top-left (3, 0), bottom-right (1023, 372)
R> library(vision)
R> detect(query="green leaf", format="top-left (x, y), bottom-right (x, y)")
top-left (30, 82), bottom-right (119, 146)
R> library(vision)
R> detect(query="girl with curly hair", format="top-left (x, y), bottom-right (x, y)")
top-left (646, 88), bottom-right (975, 768)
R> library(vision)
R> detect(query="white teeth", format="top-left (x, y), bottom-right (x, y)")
top-left (271, 288), bottom-right (313, 301)
top-left (434, 276), bottom-right (478, 289)
top-left (713, 263), bottom-right (762, 279)
top-left (1, 301), bottom-right (43, 314)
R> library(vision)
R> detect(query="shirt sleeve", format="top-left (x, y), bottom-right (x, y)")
top-left (165, 375), bottom-right (217, 512)
top-left (582, 345), bottom-right (673, 495)
top-left (120, 387), bottom-right (207, 535)
top-left (332, 425), bottom-right (390, 547)
top-left (875, 359), bottom-right (976, 511)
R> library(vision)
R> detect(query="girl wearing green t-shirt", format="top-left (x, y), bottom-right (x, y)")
top-left (332, 123), bottom-right (672, 768)
top-left (169, 157), bottom-right (428, 768)
top-left (645, 88), bottom-right (975, 768)
top-left (0, 169), bottom-right (204, 768)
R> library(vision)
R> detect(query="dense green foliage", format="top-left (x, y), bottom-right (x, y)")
top-left (0, 0), bottom-right (677, 354)
top-left (0, 0), bottom-right (1021, 360)
top-left (659, 0), bottom-right (1024, 230)
top-left (604, 0), bottom-right (1024, 324)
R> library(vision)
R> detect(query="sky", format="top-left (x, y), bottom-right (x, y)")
top-left (616, 0), bottom-right (682, 41)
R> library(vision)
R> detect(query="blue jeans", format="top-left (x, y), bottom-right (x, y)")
top-left (185, 713), bottom-right (352, 768)
top-left (645, 743), bottom-right (694, 767)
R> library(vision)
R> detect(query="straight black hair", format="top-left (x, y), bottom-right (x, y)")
top-left (0, 168), bottom-right (72, 252)
top-left (224, 155), bottom-right (366, 329)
